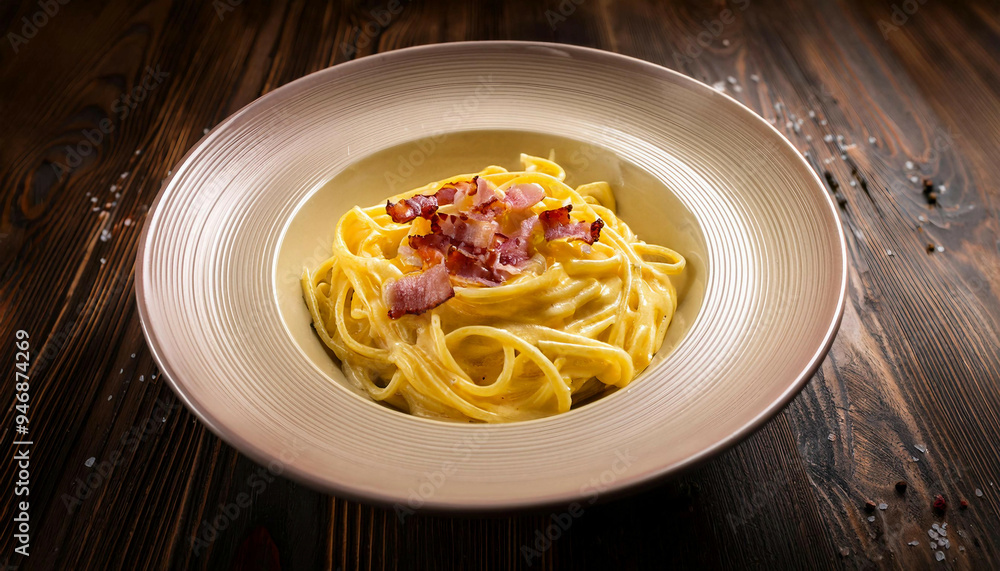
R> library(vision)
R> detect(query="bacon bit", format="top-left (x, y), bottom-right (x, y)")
top-left (504, 183), bottom-right (545, 210)
top-left (960, 498), bottom-right (969, 509)
top-left (434, 184), bottom-right (458, 205)
top-left (385, 264), bottom-right (455, 318)
top-left (386, 194), bottom-right (438, 223)
top-left (445, 247), bottom-right (503, 286)
top-left (540, 204), bottom-right (604, 245)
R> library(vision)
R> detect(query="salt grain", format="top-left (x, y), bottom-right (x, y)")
top-left (107, 395), bottom-right (112, 401)
top-left (915, 444), bottom-right (927, 453)
top-left (908, 541), bottom-right (919, 546)
top-left (905, 161), bottom-right (915, 169)
top-left (886, 250), bottom-right (895, 256)
top-left (92, 207), bottom-right (101, 212)
top-left (99, 258), bottom-right (106, 264)
top-left (139, 375), bottom-right (145, 382)
top-left (850, 180), bottom-right (857, 187)
top-left (750, 74), bottom-right (760, 82)
top-left (805, 135), bottom-right (812, 142)
top-left (867, 516), bottom-right (875, 522)
top-left (938, 185), bottom-right (946, 192)
top-left (808, 110), bottom-right (816, 118)
top-left (131, 353), bottom-right (136, 358)
top-left (910, 175), bottom-right (920, 183)
top-left (931, 541), bottom-right (937, 549)
top-left (124, 218), bottom-right (132, 227)
top-left (975, 488), bottom-right (984, 497)
top-left (100, 229), bottom-right (112, 242)
top-left (911, 456), bottom-right (919, 462)
top-left (936, 551), bottom-right (945, 561)
top-left (930, 530), bottom-right (939, 539)
top-left (135, 149), bottom-right (142, 155)
top-left (203, 128), bottom-right (210, 135)
top-left (722, 39), bottom-right (731, 47)
top-left (824, 134), bottom-right (834, 142)
top-left (827, 434), bottom-right (836, 441)
top-left (85, 457), bottom-right (95, 467)
top-left (733, 85), bottom-right (742, 93)
top-left (820, 119), bottom-right (828, 126)
top-left (120, 172), bottom-right (129, 179)
top-left (878, 503), bottom-right (888, 510)
top-left (91, 197), bottom-right (98, 203)
top-left (869, 136), bottom-right (877, 144)
top-left (110, 184), bottom-right (117, 192)
top-left (712, 81), bottom-right (726, 92)
top-left (918, 215), bottom-right (927, 222)
top-left (727, 76), bottom-right (737, 84)
top-left (936, 246), bottom-right (944, 253)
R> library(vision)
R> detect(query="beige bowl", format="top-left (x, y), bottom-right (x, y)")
top-left (137, 41), bottom-right (846, 510)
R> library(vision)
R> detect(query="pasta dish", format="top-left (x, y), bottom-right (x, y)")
top-left (302, 154), bottom-right (684, 422)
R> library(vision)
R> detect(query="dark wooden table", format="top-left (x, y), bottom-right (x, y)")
top-left (3, 0), bottom-right (1000, 569)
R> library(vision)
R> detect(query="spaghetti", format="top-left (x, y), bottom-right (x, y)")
top-left (302, 154), bottom-right (685, 422)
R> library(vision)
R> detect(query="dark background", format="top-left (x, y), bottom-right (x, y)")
top-left (2, 0), bottom-right (1000, 569)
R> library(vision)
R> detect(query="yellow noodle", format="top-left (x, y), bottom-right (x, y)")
top-left (302, 154), bottom-right (685, 422)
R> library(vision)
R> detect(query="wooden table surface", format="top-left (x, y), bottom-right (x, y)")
top-left (3, 0), bottom-right (1000, 569)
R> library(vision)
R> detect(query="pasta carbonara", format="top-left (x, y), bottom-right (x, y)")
top-left (302, 154), bottom-right (685, 422)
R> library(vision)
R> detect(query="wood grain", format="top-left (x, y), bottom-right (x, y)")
top-left (3, 0), bottom-right (1000, 569)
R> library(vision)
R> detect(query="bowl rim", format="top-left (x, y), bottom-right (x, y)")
top-left (135, 40), bottom-right (847, 511)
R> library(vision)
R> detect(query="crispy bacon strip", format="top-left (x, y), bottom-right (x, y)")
top-left (504, 183), bottom-right (545, 211)
top-left (385, 194), bottom-right (438, 223)
top-left (540, 204), bottom-right (604, 245)
top-left (385, 264), bottom-right (455, 319)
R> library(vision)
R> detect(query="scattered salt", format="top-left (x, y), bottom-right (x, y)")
top-left (930, 541), bottom-right (937, 549)
top-left (929, 530), bottom-right (939, 539)
top-left (203, 128), bottom-right (210, 135)
top-left (867, 516), bottom-right (875, 522)
top-left (975, 488), bottom-right (984, 497)
top-left (824, 134), bottom-right (834, 142)
top-left (712, 81), bottom-right (726, 92)
top-left (85, 457), bottom-right (95, 467)
top-left (886, 250), bottom-right (894, 256)
top-left (733, 85), bottom-right (742, 93)
top-left (805, 135), bottom-right (812, 142)
top-left (820, 119), bottom-right (828, 126)
top-left (120, 172), bottom-right (129, 179)
top-left (110, 184), bottom-right (117, 192)
top-left (99, 258), bottom-right (106, 265)
top-left (750, 74), bottom-right (760, 82)
top-left (938, 185), bottom-right (946, 192)
top-left (722, 39), bottom-right (731, 47)
top-left (936, 246), bottom-right (944, 253)
top-left (868, 136), bottom-right (877, 144)
top-left (908, 541), bottom-right (919, 546)
top-left (107, 395), bottom-right (112, 401)
top-left (786, 121), bottom-right (794, 129)
top-left (827, 434), bottom-right (836, 441)
top-left (131, 353), bottom-right (136, 358)
top-left (100, 229), bottom-right (112, 242)
top-left (91, 197), bottom-right (98, 203)
top-left (92, 207), bottom-right (101, 212)
top-left (915, 444), bottom-right (927, 453)
top-left (849, 180), bottom-right (857, 187)
top-left (139, 375), bottom-right (145, 382)
top-left (808, 110), bottom-right (816, 118)
top-left (727, 76), bottom-right (737, 84)
top-left (123, 218), bottom-right (132, 227)
top-left (878, 503), bottom-right (888, 510)
top-left (135, 149), bottom-right (142, 155)
top-left (935, 551), bottom-right (945, 561)
top-left (910, 175), bottom-right (920, 183)
top-left (911, 456), bottom-right (919, 462)
top-left (918, 215), bottom-right (927, 222)
top-left (905, 161), bottom-right (915, 169)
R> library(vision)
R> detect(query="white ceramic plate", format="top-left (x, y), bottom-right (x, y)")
top-left (137, 41), bottom-right (846, 510)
